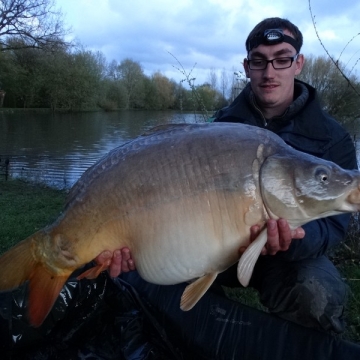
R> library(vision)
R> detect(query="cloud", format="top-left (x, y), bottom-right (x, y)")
top-left (58, 0), bottom-right (360, 83)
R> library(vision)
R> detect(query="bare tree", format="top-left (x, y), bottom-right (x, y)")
top-left (0, 0), bottom-right (68, 51)
top-left (308, 0), bottom-right (360, 98)
top-left (207, 67), bottom-right (217, 90)
top-left (107, 59), bottom-right (119, 80)
top-left (229, 68), bottom-right (248, 102)
top-left (219, 68), bottom-right (229, 101)
top-left (297, 55), bottom-right (360, 122)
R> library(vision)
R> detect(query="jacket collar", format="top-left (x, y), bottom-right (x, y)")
top-left (244, 80), bottom-right (310, 126)
top-left (217, 79), bottom-right (336, 155)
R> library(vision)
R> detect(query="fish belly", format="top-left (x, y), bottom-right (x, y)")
top-left (125, 190), bottom-right (255, 285)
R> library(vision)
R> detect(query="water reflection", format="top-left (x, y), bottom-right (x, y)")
top-left (0, 111), bottom-right (358, 189)
top-left (0, 110), bottom-right (199, 188)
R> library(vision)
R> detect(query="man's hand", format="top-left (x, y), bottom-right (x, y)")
top-left (248, 218), bottom-right (305, 256)
top-left (94, 247), bottom-right (135, 278)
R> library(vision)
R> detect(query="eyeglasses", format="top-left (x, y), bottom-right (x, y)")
top-left (247, 54), bottom-right (299, 70)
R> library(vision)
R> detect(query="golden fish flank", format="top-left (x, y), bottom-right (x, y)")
top-left (0, 122), bottom-right (360, 327)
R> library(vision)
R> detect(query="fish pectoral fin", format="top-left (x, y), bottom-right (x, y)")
top-left (237, 229), bottom-right (267, 287)
top-left (76, 262), bottom-right (110, 280)
top-left (29, 264), bottom-right (69, 327)
top-left (180, 272), bottom-right (218, 311)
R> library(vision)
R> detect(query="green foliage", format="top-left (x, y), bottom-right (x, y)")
top-left (149, 72), bottom-right (176, 110)
top-left (0, 32), bottom-right (359, 115)
top-left (195, 83), bottom-right (227, 111)
top-left (0, 43), bottom-right (229, 112)
top-left (116, 58), bottom-right (146, 109)
top-left (0, 41), bottom-right (107, 110)
top-left (0, 0), bottom-right (359, 115)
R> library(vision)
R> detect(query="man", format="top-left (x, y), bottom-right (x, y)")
top-left (97, 17), bottom-right (357, 334)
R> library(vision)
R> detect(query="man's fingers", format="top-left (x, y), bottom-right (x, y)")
top-left (265, 219), bottom-right (279, 255)
top-left (120, 248), bottom-right (135, 272)
top-left (127, 259), bottom-right (135, 271)
top-left (291, 227), bottom-right (305, 239)
top-left (93, 248), bottom-right (136, 278)
top-left (108, 249), bottom-right (122, 278)
top-left (248, 219), bottom-right (305, 257)
top-left (278, 218), bottom-right (293, 251)
top-left (249, 224), bottom-right (261, 242)
top-left (94, 250), bottom-right (112, 265)
top-left (121, 249), bottom-right (130, 272)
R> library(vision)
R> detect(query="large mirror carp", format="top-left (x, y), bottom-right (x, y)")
top-left (0, 122), bottom-right (359, 327)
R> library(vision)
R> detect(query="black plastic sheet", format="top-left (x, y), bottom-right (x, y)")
top-left (1, 269), bottom-right (360, 359)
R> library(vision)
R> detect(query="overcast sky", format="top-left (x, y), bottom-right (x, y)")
top-left (57, 0), bottom-right (360, 85)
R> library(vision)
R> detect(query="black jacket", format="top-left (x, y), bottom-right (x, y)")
top-left (214, 79), bottom-right (358, 261)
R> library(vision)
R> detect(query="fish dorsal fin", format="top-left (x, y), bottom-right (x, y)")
top-left (237, 229), bottom-right (267, 287)
top-left (180, 272), bottom-right (218, 311)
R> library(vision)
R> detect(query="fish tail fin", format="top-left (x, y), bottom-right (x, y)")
top-left (0, 239), bottom-right (36, 291)
top-left (0, 237), bottom-right (69, 327)
top-left (28, 264), bottom-right (69, 327)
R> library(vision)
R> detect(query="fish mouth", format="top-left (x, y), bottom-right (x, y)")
top-left (347, 184), bottom-right (360, 207)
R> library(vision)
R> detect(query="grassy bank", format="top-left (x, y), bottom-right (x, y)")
top-left (0, 179), bottom-right (66, 253)
top-left (0, 179), bottom-right (359, 343)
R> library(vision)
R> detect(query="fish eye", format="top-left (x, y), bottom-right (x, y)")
top-left (320, 174), bottom-right (328, 182)
top-left (315, 168), bottom-right (330, 184)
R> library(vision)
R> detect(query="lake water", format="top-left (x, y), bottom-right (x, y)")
top-left (0, 110), bottom-right (204, 188)
top-left (0, 110), bottom-right (359, 188)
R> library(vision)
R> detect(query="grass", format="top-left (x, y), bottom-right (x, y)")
top-left (0, 179), bottom-right (66, 254)
top-left (0, 179), bottom-right (359, 343)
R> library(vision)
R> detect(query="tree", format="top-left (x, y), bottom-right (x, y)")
top-left (207, 68), bottom-right (217, 91)
top-left (193, 83), bottom-right (226, 112)
top-left (297, 55), bottom-right (360, 122)
top-left (150, 72), bottom-right (175, 110)
top-left (0, 43), bottom-right (107, 110)
top-left (42, 48), bottom-right (106, 110)
top-left (0, 0), bottom-right (68, 51)
top-left (0, 39), bottom-right (45, 107)
top-left (100, 78), bottom-right (127, 110)
top-left (41, 48), bottom-right (70, 110)
top-left (229, 68), bottom-right (248, 102)
top-left (219, 68), bottom-right (229, 102)
top-left (117, 58), bottom-right (145, 109)
top-left (172, 81), bottom-right (188, 111)
top-left (107, 59), bottom-right (120, 80)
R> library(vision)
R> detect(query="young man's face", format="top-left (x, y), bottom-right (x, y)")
top-left (243, 29), bottom-right (304, 117)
